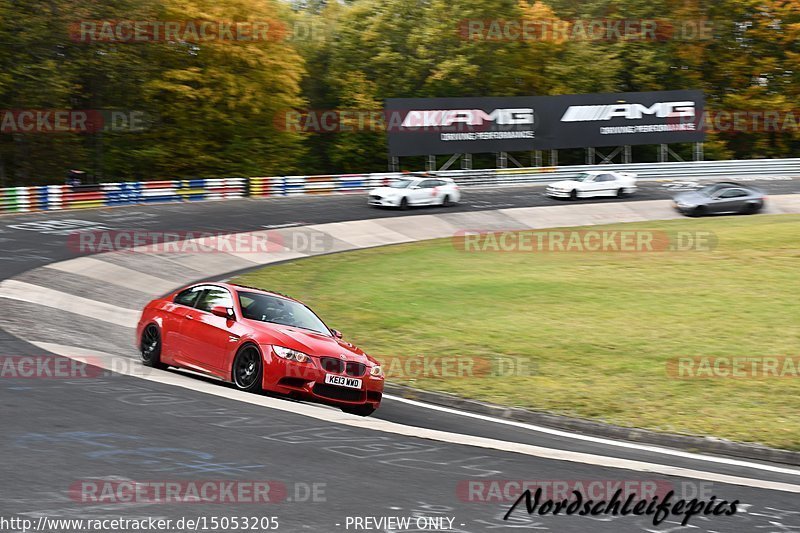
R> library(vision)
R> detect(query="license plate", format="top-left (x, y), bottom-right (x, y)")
top-left (324, 374), bottom-right (362, 389)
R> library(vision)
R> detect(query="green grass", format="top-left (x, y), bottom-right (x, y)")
top-left (234, 215), bottom-right (800, 450)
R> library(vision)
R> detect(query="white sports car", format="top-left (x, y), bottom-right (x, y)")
top-left (368, 175), bottom-right (460, 209)
top-left (546, 171), bottom-right (637, 200)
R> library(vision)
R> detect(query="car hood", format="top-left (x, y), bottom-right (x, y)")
top-left (673, 191), bottom-right (707, 204)
top-left (369, 186), bottom-right (404, 196)
top-left (246, 320), bottom-right (374, 363)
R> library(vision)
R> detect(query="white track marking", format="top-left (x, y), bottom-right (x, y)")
top-left (46, 257), bottom-right (177, 294)
top-left (305, 220), bottom-right (414, 248)
top-left (383, 394), bottom-right (800, 478)
top-left (33, 342), bottom-right (800, 493)
top-left (0, 280), bottom-right (139, 327)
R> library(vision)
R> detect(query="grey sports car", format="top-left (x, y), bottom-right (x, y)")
top-left (672, 181), bottom-right (766, 217)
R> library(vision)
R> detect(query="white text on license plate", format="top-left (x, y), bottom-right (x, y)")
top-left (324, 374), bottom-right (362, 389)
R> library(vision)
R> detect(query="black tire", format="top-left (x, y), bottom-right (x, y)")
top-left (399, 197), bottom-right (409, 210)
top-left (740, 202), bottom-right (759, 215)
top-left (232, 344), bottom-right (263, 393)
top-left (569, 189), bottom-right (578, 201)
top-left (441, 194), bottom-right (451, 207)
top-left (140, 324), bottom-right (168, 370)
top-left (691, 205), bottom-right (706, 217)
top-left (341, 404), bottom-right (377, 417)
top-left (616, 188), bottom-right (625, 198)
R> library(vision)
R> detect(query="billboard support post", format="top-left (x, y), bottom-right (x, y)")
top-left (497, 152), bottom-right (508, 169)
top-left (694, 142), bottom-right (704, 161)
top-left (462, 153), bottom-right (472, 170)
top-left (507, 153), bottom-right (523, 168)
top-left (623, 145), bottom-right (632, 164)
top-left (440, 153), bottom-right (462, 171)
top-left (426, 155), bottom-right (436, 171)
top-left (586, 147), bottom-right (595, 165)
top-left (389, 156), bottom-right (399, 172)
top-left (659, 144), bottom-right (689, 162)
top-left (533, 150), bottom-right (542, 167)
top-left (550, 149), bottom-right (558, 166)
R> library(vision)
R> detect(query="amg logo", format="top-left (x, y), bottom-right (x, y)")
top-left (401, 108), bottom-right (534, 128)
top-left (560, 101), bottom-right (695, 122)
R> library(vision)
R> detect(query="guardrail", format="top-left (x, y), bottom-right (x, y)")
top-left (2, 159), bottom-right (800, 213)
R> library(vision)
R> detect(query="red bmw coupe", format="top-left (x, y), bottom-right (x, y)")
top-left (136, 282), bottom-right (384, 416)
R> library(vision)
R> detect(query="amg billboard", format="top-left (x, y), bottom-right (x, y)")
top-left (386, 90), bottom-right (704, 156)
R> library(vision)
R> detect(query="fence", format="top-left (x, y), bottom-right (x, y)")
top-left (3, 159), bottom-right (800, 213)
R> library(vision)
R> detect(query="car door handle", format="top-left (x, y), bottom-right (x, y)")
top-left (228, 335), bottom-right (240, 342)
top-left (185, 315), bottom-right (194, 320)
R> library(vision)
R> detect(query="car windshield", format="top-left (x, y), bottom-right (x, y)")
top-left (237, 291), bottom-right (330, 335)
top-left (389, 179), bottom-right (413, 188)
top-left (572, 173), bottom-right (592, 182)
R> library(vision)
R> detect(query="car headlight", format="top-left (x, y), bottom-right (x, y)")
top-left (272, 345), bottom-right (311, 363)
top-left (369, 365), bottom-right (383, 377)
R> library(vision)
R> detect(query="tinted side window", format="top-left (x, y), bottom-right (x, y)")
top-left (196, 288), bottom-right (233, 312)
top-left (718, 189), bottom-right (748, 198)
top-left (174, 287), bottom-right (202, 307)
top-left (418, 180), bottom-right (436, 188)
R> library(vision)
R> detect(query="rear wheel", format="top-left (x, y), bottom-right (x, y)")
top-left (140, 324), bottom-right (167, 370)
top-left (341, 404), bottom-right (377, 417)
top-left (232, 345), bottom-right (262, 393)
top-left (740, 202), bottom-right (759, 215)
top-left (441, 194), bottom-right (451, 207)
top-left (616, 188), bottom-right (625, 198)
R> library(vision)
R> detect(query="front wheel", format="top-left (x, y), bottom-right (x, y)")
top-left (569, 189), bottom-right (578, 201)
top-left (691, 205), bottom-right (706, 217)
top-left (616, 188), bottom-right (625, 198)
top-left (399, 197), bottom-right (409, 210)
top-left (341, 404), bottom-right (377, 417)
top-left (232, 345), bottom-right (263, 393)
top-left (441, 194), bottom-right (451, 207)
top-left (140, 324), bottom-right (168, 370)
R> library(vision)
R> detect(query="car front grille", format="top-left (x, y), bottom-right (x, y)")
top-left (313, 383), bottom-right (365, 403)
top-left (319, 357), bottom-right (365, 377)
top-left (345, 361), bottom-right (366, 377)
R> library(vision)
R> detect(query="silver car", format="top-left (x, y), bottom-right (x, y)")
top-left (672, 182), bottom-right (766, 217)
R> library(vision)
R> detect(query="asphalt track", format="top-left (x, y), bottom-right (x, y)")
top-left (2, 178), bottom-right (800, 533)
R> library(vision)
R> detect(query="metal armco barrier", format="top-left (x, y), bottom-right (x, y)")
top-left (2, 159), bottom-right (800, 213)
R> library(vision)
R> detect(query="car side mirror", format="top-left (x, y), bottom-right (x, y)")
top-left (331, 329), bottom-right (343, 339)
top-left (410, 185), bottom-right (420, 189)
top-left (211, 306), bottom-right (235, 320)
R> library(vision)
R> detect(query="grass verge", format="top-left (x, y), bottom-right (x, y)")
top-left (234, 214), bottom-right (800, 450)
